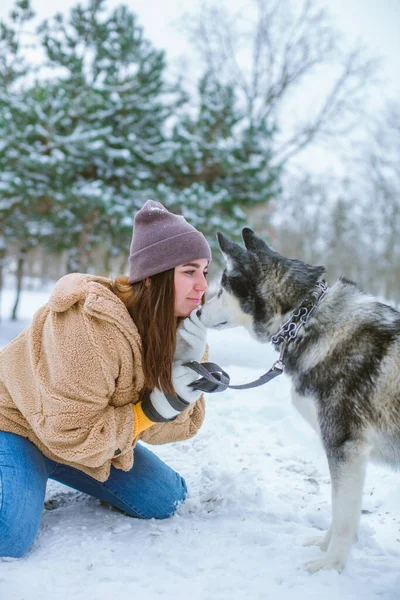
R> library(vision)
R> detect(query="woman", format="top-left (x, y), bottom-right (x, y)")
top-left (0, 200), bottom-right (211, 558)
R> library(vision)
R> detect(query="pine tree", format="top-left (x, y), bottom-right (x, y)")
top-left (37, 0), bottom-right (183, 271)
top-left (154, 72), bottom-right (280, 254)
top-left (0, 0), bottom-right (48, 318)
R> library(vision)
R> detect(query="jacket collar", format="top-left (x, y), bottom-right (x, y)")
top-left (48, 273), bottom-right (142, 350)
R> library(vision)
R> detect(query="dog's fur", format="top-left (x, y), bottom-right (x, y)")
top-left (200, 228), bottom-right (400, 572)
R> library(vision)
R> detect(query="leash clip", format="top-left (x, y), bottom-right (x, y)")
top-left (183, 361), bottom-right (231, 393)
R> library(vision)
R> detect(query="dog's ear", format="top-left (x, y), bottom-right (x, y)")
top-left (310, 265), bottom-right (326, 279)
top-left (217, 232), bottom-right (247, 262)
top-left (289, 259), bottom-right (327, 288)
top-left (241, 228), bottom-right (276, 257)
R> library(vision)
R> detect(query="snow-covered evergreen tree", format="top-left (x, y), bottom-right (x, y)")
top-left (0, 1), bottom-right (51, 318)
top-left (37, 0), bottom-right (183, 271)
top-left (154, 72), bottom-right (280, 253)
top-left (1, 0), bottom-right (281, 286)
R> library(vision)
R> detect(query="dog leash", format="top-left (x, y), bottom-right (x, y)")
top-left (184, 280), bottom-right (328, 394)
top-left (183, 357), bottom-right (284, 393)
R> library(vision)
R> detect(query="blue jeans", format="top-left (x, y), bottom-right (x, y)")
top-left (0, 431), bottom-right (187, 558)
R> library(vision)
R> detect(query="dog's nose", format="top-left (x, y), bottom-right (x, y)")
top-left (196, 307), bottom-right (202, 317)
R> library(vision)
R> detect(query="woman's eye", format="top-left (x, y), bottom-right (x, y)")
top-left (185, 270), bottom-right (195, 276)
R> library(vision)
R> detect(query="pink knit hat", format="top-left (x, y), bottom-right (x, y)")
top-left (128, 200), bottom-right (211, 284)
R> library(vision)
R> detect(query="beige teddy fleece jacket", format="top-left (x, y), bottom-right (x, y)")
top-left (0, 273), bottom-right (205, 481)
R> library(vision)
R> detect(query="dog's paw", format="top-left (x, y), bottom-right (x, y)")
top-left (303, 534), bottom-right (330, 552)
top-left (304, 555), bottom-right (345, 574)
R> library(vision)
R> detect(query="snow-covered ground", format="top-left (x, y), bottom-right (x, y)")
top-left (0, 287), bottom-right (399, 600)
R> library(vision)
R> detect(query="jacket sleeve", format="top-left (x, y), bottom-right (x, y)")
top-left (138, 397), bottom-right (205, 445)
top-left (139, 347), bottom-right (208, 446)
top-left (30, 303), bottom-right (137, 468)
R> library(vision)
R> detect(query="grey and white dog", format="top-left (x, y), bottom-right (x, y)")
top-left (199, 227), bottom-right (400, 573)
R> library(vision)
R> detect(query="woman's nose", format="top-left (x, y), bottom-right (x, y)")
top-left (194, 273), bottom-right (208, 291)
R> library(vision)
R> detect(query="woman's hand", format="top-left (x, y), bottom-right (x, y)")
top-left (140, 362), bottom-right (202, 423)
top-left (175, 309), bottom-right (207, 362)
top-left (171, 362), bottom-right (202, 404)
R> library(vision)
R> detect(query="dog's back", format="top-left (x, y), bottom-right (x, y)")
top-left (286, 278), bottom-right (400, 469)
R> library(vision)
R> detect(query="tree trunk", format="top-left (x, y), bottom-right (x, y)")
top-left (66, 227), bottom-right (93, 274)
top-left (0, 247), bottom-right (6, 323)
top-left (66, 247), bottom-right (80, 273)
top-left (102, 246), bottom-right (111, 276)
top-left (11, 248), bottom-right (27, 321)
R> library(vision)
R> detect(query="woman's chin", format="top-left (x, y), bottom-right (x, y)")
top-left (175, 304), bottom-right (199, 318)
top-left (175, 310), bottom-right (191, 318)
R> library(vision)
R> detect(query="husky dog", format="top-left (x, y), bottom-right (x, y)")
top-left (199, 228), bottom-right (400, 573)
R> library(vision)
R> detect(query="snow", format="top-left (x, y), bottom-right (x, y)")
top-left (1, 287), bottom-right (399, 600)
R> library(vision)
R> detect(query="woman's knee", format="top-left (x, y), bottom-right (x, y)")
top-left (0, 432), bottom-right (49, 558)
top-left (0, 518), bottom-right (37, 558)
top-left (0, 480), bottom-right (46, 558)
top-left (100, 443), bottom-right (188, 520)
top-left (0, 481), bottom-right (46, 558)
top-left (128, 444), bottom-right (188, 519)
top-left (150, 472), bottom-right (188, 520)
top-left (116, 470), bottom-right (187, 520)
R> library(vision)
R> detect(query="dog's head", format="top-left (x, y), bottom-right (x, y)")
top-left (199, 228), bottom-right (326, 342)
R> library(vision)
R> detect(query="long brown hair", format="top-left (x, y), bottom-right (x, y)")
top-left (111, 270), bottom-right (178, 395)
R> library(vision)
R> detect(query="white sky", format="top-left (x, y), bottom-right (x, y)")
top-left (326, 0), bottom-right (400, 97)
top-left (0, 0), bottom-right (398, 96)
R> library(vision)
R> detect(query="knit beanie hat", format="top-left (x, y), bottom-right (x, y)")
top-left (128, 200), bottom-right (212, 284)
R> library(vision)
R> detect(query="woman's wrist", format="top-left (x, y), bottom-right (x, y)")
top-left (132, 401), bottom-right (156, 438)
top-left (141, 387), bottom-right (190, 422)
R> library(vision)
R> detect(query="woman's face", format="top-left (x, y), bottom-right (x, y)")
top-left (174, 259), bottom-right (209, 317)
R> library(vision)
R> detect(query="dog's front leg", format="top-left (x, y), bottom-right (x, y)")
top-left (305, 440), bottom-right (370, 573)
top-left (304, 525), bottom-right (332, 551)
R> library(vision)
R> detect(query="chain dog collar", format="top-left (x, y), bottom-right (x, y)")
top-left (271, 280), bottom-right (329, 349)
